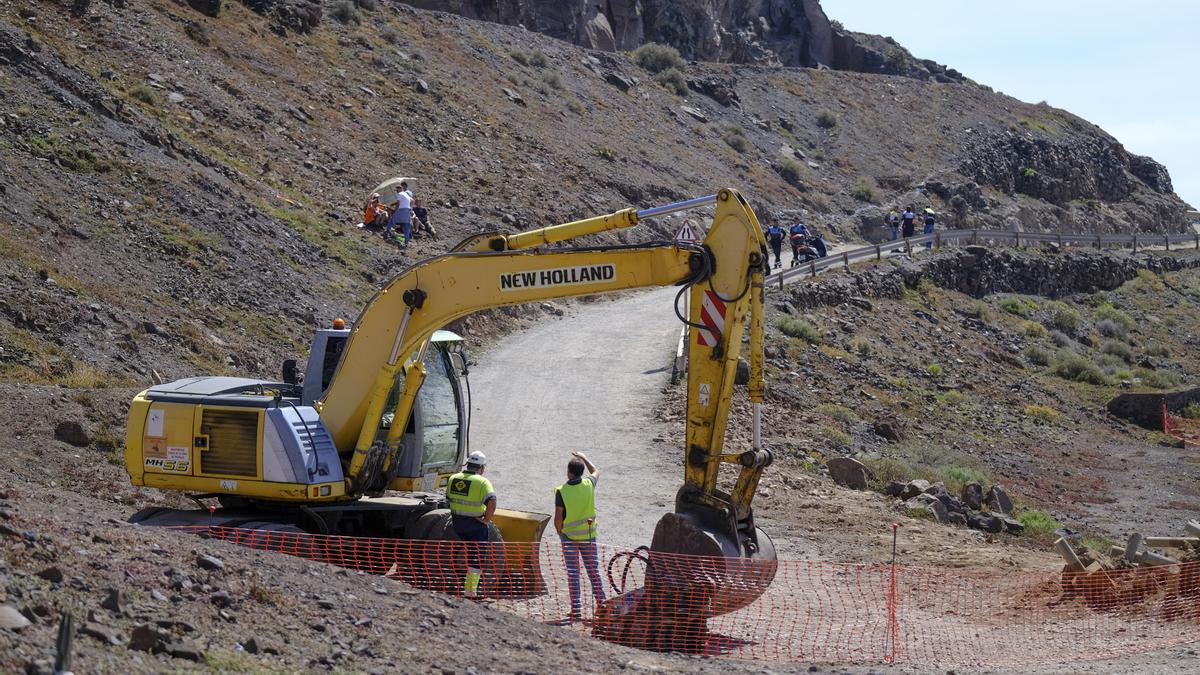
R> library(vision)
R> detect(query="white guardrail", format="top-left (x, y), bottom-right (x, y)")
top-left (765, 229), bottom-right (1200, 290)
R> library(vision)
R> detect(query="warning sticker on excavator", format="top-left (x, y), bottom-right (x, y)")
top-left (699, 383), bottom-right (711, 406)
top-left (499, 264), bottom-right (616, 291)
top-left (696, 290), bottom-right (726, 346)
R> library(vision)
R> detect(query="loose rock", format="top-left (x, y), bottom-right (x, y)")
top-left (826, 457), bottom-right (870, 490)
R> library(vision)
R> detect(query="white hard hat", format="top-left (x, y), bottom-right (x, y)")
top-left (466, 451), bottom-right (487, 467)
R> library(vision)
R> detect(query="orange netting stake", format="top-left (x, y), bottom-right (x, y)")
top-left (886, 522), bottom-right (900, 664)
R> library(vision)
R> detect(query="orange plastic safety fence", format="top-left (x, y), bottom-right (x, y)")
top-left (171, 526), bottom-right (1200, 666)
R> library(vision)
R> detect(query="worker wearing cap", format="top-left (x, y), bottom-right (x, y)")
top-left (446, 451), bottom-right (496, 599)
top-left (922, 208), bottom-right (936, 250)
top-left (554, 451), bottom-right (606, 623)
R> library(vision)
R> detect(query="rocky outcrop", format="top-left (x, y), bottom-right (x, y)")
top-left (409, 0), bottom-right (966, 80)
top-left (784, 248), bottom-right (1200, 309)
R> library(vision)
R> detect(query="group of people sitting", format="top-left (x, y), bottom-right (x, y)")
top-left (362, 181), bottom-right (436, 247)
top-left (765, 220), bottom-right (828, 269)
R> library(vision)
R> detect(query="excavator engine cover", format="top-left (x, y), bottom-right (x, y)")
top-left (593, 511), bottom-right (777, 653)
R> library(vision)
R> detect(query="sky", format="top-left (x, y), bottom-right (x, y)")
top-left (822, 0), bottom-right (1199, 211)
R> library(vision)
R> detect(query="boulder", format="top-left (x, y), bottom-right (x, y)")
top-left (961, 482), bottom-right (983, 510)
top-left (948, 512), bottom-right (968, 526)
top-left (54, 421), bottom-right (90, 447)
top-left (884, 481), bottom-right (906, 498)
top-left (826, 457), bottom-right (869, 490)
top-left (196, 553), bottom-right (225, 571)
top-left (0, 605), bottom-right (31, 631)
top-left (80, 621), bottom-right (124, 646)
top-left (899, 479), bottom-right (930, 500)
top-left (129, 623), bottom-right (171, 652)
top-left (985, 485), bottom-right (1013, 514)
top-left (968, 512), bottom-right (1003, 533)
top-left (603, 72), bottom-right (634, 92)
top-left (872, 419), bottom-right (904, 442)
top-left (996, 513), bottom-right (1025, 534)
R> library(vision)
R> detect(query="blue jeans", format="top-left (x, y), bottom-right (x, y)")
top-left (561, 538), bottom-right (606, 613)
top-left (923, 223), bottom-right (935, 249)
top-left (889, 226), bottom-right (899, 241)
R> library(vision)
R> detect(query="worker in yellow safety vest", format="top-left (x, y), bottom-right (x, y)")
top-left (447, 451), bottom-right (496, 599)
top-left (554, 451), bottom-right (606, 623)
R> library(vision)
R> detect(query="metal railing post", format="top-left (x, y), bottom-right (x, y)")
top-left (843, 251), bottom-right (850, 269)
top-left (1095, 235), bottom-right (1101, 249)
top-left (1014, 231), bottom-right (1020, 248)
top-left (779, 271), bottom-right (785, 291)
top-left (1132, 235), bottom-right (1138, 252)
top-left (809, 261), bottom-right (816, 278)
top-left (972, 229), bottom-right (978, 245)
top-left (875, 244), bottom-right (881, 261)
top-left (1165, 235), bottom-right (1170, 251)
top-left (935, 232), bottom-right (942, 249)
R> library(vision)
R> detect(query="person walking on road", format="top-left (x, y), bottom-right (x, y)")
top-left (766, 222), bottom-right (785, 268)
top-left (886, 210), bottom-right (900, 241)
top-left (447, 451), bottom-right (497, 599)
top-left (555, 451), bottom-right (606, 623)
top-left (901, 205), bottom-right (916, 239)
top-left (922, 208), bottom-right (936, 250)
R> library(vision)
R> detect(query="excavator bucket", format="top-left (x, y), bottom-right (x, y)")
top-left (592, 511), bottom-right (777, 653)
top-left (491, 508), bottom-right (553, 596)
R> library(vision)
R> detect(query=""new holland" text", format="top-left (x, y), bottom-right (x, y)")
top-left (500, 264), bottom-right (616, 291)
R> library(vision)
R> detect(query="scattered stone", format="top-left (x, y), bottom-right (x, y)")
top-left (36, 566), bottom-right (64, 583)
top-left (826, 457), bottom-right (869, 490)
top-left (210, 590), bottom-right (232, 607)
top-left (884, 481), bottom-right (906, 498)
top-left (150, 589), bottom-right (169, 602)
top-left (900, 479), bottom-right (930, 500)
top-left (196, 553), bottom-right (225, 571)
top-left (415, 79), bottom-right (429, 94)
top-left (167, 92), bottom-right (185, 104)
top-left (129, 622), bottom-right (171, 652)
top-left (679, 105), bottom-right (707, 123)
top-left (604, 72), bottom-right (634, 91)
top-left (996, 513), bottom-right (1025, 534)
top-left (0, 604), bottom-right (31, 631)
top-left (54, 421), bottom-right (90, 447)
top-left (100, 588), bottom-right (126, 614)
top-left (167, 640), bottom-right (205, 661)
top-left (961, 482), bottom-right (983, 511)
top-left (968, 512), bottom-right (1003, 534)
top-left (25, 659), bottom-right (54, 675)
top-left (948, 512), bottom-right (968, 526)
top-left (984, 485), bottom-right (1013, 514)
top-left (872, 419), bottom-right (904, 443)
top-left (501, 88), bottom-right (525, 106)
top-left (80, 621), bottom-right (124, 645)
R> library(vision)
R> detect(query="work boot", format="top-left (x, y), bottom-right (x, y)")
top-left (567, 609), bottom-right (582, 624)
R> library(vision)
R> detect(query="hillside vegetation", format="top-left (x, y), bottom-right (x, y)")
top-left (0, 0), bottom-right (1192, 390)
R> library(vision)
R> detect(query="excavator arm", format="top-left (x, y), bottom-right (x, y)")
top-left (319, 189), bottom-right (772, 560)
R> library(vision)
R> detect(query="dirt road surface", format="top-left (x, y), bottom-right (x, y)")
top-left (470, 288), bottom-right (689, 551)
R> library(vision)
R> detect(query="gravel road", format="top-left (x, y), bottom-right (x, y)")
top-left (470, 288), bottom-right (685, 551)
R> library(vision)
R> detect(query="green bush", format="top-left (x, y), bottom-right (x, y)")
top-left (1138, 369), bottom-right (1182, 389)
top-left (851, 178), bottom-right (875, 203)
top-left (1023, 321), bottom-right (1048, 339)
top-left (540, 71), bottom-right (563, 90)
top-left (926, 363), bottom-right (944, 377)
top-left (529, 51), bottom-right (549, 68)
top-left (1050, 330), bottom-right (1073, 348)
top-left (594, 146), bottom-right (616, 161)
top-left (1051, 353), bottom-right (1109, 385)
top-left (815, 404), bottom-right (858, 423)
top-left (821, 427), bottom-right (852, 448)
top-left (564, 95), bottom-right (585, 114)
top-left (816, 110), bottom-right (838, 129)
top-left (1024, 345), bottom-right (1053, 367)
top-left (1017, 510), bottom-right (1063, 538)
top-left (775, 159), bottom-right (804, 187)
top-left (128, 84), bottom-right (158, 105)
top-left (1101, 340), bottom-right (1133, 363)
top-left (632, 43), bottom-right (685, 74)
top-left (776, 316), bottom-right (821, 344)
top-left (862, 443), bottom-right (989, 496)
top-left (721, 124), bottom-right (749, 152)
top-left (969, 300), bottom-right (994, 324)
top-left (1023, 404), bottom-right (1062, 422)
top-left (1145, 343), bottom-right (1171, 358)
top-left (508, 49), bottom-right (530, 66)
top-left (1042, 301), bottom-right (1081, 332)
top-left (1095, 303), bottom-right (1135, 334)
top-left (852, 336), bottom-right (873, 356)
top-left (1095, 319), bottom-right (1127, 340)
top-left (998, 296), bottom-right (1037, 317)
top-left (1182, 401), bottom-right (1200, 420)
top-left (329, 0), bottom-right (361, 25)
top-left (654, 67), bottom-right (688, 96)
top-left (937, 390), bottom-right (966, 406)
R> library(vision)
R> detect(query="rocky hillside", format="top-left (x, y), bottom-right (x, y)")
top-left (0, 0), bottom-right (1192, 389)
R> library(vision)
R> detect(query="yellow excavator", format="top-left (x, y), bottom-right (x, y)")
top-left (125, 188), bottom-right (776, 616)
